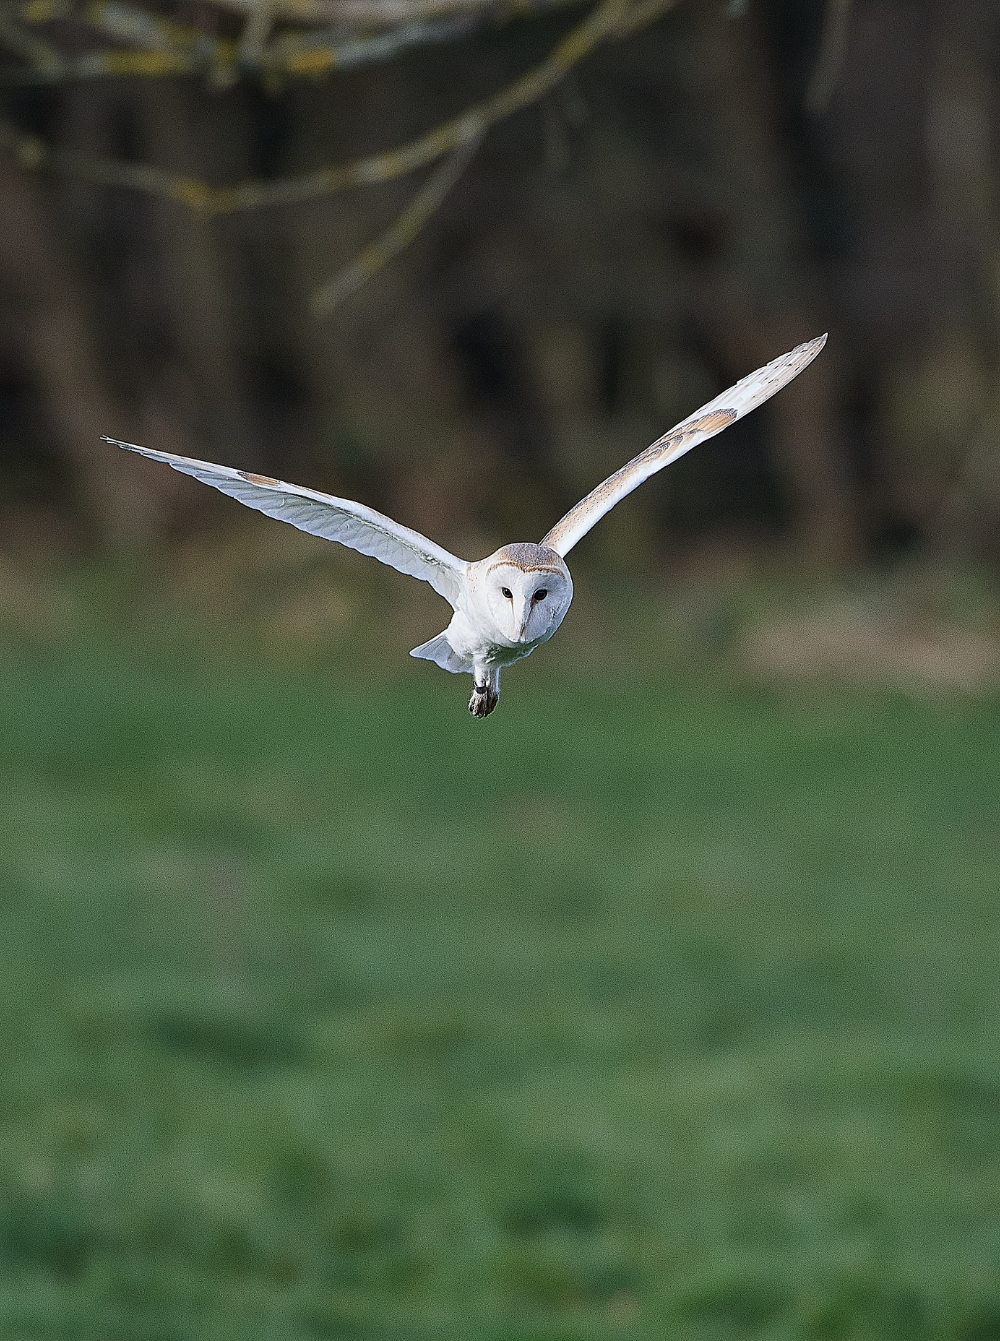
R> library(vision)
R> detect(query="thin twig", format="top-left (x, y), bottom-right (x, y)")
top-left (0, 13), bottom-right (477, 81)
top-left (237, 0), bottom-right (276, 70)
top-left (0, 5), bottom-right (62, 69)
top-left (267, 14), bottom-right (479, 75)
top-left (17, 0), bottom-right (582, 25)
top-left (205, 0), bottom-right (501, 25)
top-left (16, 0), bottom-right (71, 18)
top-left (0, 3), bottom-right (557, 83)
top-left (84, 0), bottom-right (179, 51)
top-left (312, 131), bottom-right (480, 315)
top-left (0, 48), bottom-right (208, 82)
top-left (805, 0), bottom-right (852, 114)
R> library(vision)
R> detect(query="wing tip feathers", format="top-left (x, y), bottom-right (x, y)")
top-left (102, 435), bottom-right (146, 456)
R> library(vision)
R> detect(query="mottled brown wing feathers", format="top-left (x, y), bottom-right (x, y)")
top-left (542, 335), bottom-right (827, 557)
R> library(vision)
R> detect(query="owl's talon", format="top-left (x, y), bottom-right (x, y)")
top-left (469, 682), bottom-right (498, 717)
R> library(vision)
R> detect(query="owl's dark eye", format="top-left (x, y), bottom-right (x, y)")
top-left (501, 587), bottom-right (513, 599)
top-left (534, 589), bottom-right (548, 602)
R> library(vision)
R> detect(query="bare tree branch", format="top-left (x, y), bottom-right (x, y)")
top-left (1, 0), bottom-right (679, 213)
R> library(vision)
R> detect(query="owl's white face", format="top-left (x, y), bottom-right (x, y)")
top-left (476, 544), bottom-right (573, 648)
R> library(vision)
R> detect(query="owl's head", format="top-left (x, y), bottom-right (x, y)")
top-left (478, 543), bottom-right (573, 646)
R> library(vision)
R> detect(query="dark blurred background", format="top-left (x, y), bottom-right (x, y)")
top-left (3, 4), bottom-right (1000, 1339)
top-left (2, 0), bottom-right (999, 575)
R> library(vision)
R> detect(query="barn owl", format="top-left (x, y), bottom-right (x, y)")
top-left (104, 334), bottom-right (826, 717)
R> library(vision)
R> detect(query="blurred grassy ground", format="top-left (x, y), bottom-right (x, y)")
top-left (1, 550), bottom-right (999, 1340)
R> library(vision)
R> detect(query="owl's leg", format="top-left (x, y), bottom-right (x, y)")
top-left (469, 666), bottom-right (500, 717)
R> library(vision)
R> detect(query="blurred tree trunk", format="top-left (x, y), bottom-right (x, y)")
top-left (513, 4), bottom-right (861, 568)
top-left (915, 22), bottom-right (1000, 557)
top-left (7, 0), bottom-right (999, 567)
top-left (0, 151), bottom-right (171, 547)
top-left (813, 0), bottom-right (999, 555)
top-left (693, 0), bottom-right (860, 565)
top-left (279, 74), bottom-right (482, 552)
top-left (136, 83), bottom-right (261, 467)
top-left (526, 316), bottom-right (664, 571)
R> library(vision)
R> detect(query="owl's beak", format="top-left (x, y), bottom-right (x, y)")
top-left (514, 595), bottom-right (530, 642)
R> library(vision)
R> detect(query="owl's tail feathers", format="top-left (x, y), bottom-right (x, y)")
top-left (409, 631), bottom-right (472, 674)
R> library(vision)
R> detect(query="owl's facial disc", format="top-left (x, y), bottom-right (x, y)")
top-left (480, 544), bottom-right (573, 645)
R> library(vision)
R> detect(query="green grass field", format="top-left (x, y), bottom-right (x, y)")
top-left (1, 566), bottom-right (999, 1339)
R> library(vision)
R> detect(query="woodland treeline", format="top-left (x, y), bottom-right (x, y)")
top-left (1, 0), bottom-right (998, 569)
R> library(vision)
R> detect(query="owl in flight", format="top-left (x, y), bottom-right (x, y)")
top-left (105, 334), bottom-right (826, 717)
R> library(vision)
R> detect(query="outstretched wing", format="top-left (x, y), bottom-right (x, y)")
top-left (104, 438), bottom-right (468, 606)
top-left (541, 334), bottom-right (828, 557)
